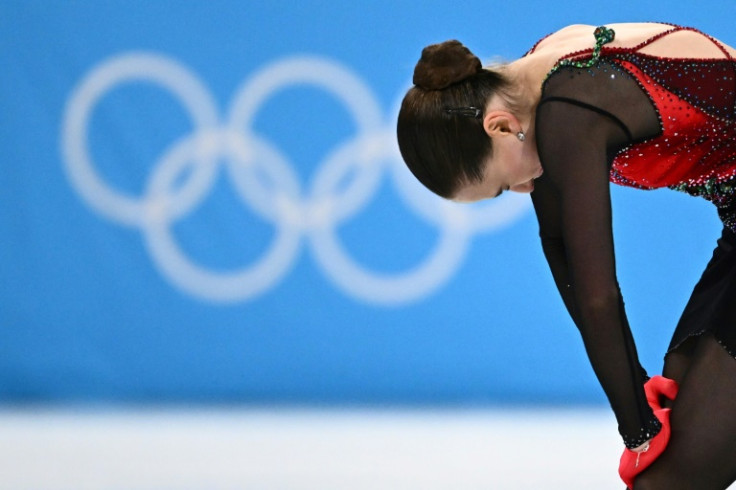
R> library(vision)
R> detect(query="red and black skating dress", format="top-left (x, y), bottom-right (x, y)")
top-left (528, 23), bottom-right (736, 448)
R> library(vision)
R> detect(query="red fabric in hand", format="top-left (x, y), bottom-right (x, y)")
top-left (644, 375), bottom-right (679, 411)
top-left (618, 376), bottom-right (679, 489)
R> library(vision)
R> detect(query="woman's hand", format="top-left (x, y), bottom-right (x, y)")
top-left (618, 376), bottom-right (679, 489)
top-left (631, 439), bottom-right (652, 453)
top-left (644, 375), bottom-right (679, 411)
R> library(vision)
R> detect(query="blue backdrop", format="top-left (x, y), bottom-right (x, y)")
top-left (1, 1), bottom-right (732, 405)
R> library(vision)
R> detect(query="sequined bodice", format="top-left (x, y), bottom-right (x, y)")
top-left (537, 24), bottom-right (736, 231)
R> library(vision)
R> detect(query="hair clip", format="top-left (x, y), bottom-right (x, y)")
top-left (444, 106), bottom-right (482, 118)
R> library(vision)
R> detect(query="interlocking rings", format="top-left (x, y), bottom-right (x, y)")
top-left (60, 52), bottom-right (531, 305)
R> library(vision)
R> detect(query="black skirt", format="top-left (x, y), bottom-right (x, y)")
top-left (668, 227), bottom-right (736, 358)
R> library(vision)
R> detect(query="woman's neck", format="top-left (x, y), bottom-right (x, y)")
top-left (492, 55), bottom-right (548, 132)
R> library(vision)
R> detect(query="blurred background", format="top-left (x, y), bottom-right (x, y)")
top-left (1, 1), bottom-right (733, 488)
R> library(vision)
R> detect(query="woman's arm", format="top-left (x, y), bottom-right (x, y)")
top-left (531, 176), bottom-right (580, 324)
top-left (533, 90), bottom-right (658, 448)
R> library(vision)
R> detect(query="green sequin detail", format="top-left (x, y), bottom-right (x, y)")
top-left (671, 178), bottom-right (736, 199)
top-left (547, 26), bottom-right (616, 78)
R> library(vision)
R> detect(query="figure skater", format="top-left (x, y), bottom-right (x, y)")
top-left (397, 22), bottom-right (736, 489)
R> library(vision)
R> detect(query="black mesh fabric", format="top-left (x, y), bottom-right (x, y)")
top-left (531, 61), bottom-right (662, 447)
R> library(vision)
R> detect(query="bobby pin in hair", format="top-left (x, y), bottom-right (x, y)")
top-left (444, 106), bottom-right (482, 118)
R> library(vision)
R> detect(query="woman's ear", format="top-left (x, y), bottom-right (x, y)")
top-left (483, 110), bottom-right (519, 138)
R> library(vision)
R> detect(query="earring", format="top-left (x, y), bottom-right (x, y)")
top-left (516, 131), bottom-right (526, 142)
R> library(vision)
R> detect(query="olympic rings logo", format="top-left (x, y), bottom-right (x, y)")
top-left (60, 52), bottom-right (531, 305)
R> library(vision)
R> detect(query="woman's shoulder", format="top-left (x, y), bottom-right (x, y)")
top-left (529, 22), bottom-right (736, 69)
top-left (529, 23), bottom-right (681, 56)
top-left (542, 24), bottom-right (595, 42)
top-left (527, 24), bottom-right (596, 55)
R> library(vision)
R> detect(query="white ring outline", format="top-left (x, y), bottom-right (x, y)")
top-left (227, 55), bottom-right (385, 228)
top-left (61, 52), bottom-right (220, 226)
top-left (229, 56), bottom-right (382, 133)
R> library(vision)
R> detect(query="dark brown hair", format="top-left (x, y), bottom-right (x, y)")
top-left (397, 40), bottom-right (510, 198)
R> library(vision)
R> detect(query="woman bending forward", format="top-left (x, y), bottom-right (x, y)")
top-left (397, 22), bottom-right (736, 490)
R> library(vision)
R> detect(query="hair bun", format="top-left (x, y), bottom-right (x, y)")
top-left (413, 40), bottom-right (482, 90)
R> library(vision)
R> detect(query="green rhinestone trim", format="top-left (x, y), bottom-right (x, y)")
top-left (547, 26), bottom-right (616, 78)
top-left (670, 177), bottom-right (736, 198)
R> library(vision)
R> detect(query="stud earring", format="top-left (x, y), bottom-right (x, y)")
top-left (516, 131), bottom-right (526, 142)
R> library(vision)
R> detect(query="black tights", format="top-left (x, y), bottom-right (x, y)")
top-left (633, 334), bottom-right (736, 490)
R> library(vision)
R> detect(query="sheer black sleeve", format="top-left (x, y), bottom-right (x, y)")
top-left (531, 61), bottom-right (662, 448)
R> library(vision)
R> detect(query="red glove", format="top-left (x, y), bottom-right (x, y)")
top-left (618, 376), bottom-right (679, 489)
top-left (644, 375), bottom-right (678, 411)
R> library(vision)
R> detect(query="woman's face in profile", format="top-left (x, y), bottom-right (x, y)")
top-left (452, 136), bottom-right (543, 203)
